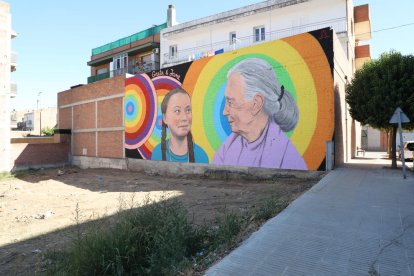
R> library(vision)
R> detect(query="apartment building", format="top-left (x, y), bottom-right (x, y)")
top-left (87, 23), bottom-right (167, 84)
top-left (161, 0), bottom-right (370, 70)
top-left (0, 1), bottom-right (17, 172)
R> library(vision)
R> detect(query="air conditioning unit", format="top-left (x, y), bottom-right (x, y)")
top-left (153, 48), bottom-right (159, 54)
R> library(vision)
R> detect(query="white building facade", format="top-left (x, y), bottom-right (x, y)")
top-left (0, 1), bottom-right (17, 172)
top-left (161, 0), bottom-right (364, 69)
top-left (159, 0), bottom-right (371, 165)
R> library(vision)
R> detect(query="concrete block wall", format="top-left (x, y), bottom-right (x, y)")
top-left (58, 75), bottom-right (125, 160)
top-left (72, 156), bottom-right (323, 180)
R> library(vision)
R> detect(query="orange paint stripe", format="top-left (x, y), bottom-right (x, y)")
top-left (182, 56), bottom-right (213, 97)
top-left (282, 34), bottom-right (334, 170)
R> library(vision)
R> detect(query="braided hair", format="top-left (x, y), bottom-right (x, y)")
top-left (160, 87), bottom-right (195, 163)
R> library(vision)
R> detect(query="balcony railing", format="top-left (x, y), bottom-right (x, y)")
top-left (87, 63), bottom-right (158, 84)
top-left (11, 52), bottom-right (17, 64)
top-left (10, 83), bottom-right (17, 98)
top-left (163, 18), bottom-right (347, 67)
top-left (92, 23), bottom-right (167, 56)
top-left (87, 72), bottom-right (110, 84)
top-left (11, 52), bottom-right (17, 72)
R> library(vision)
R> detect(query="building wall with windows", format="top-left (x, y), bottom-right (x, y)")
top-left (0, 1), bottom-right (16, 172)
top-left (160, 0), bottom-right (351, 68)
top-left (87, 25), bottom-right (165, 84)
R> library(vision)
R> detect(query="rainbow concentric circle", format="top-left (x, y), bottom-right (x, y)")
top-left (125, 74), bottom-right (157, 149)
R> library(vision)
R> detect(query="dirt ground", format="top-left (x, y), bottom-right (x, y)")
top-left (0, 166), bottom-right (323, 275)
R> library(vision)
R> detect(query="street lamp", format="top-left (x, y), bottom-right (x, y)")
top-left (37, 92), bottom-right (42, 136)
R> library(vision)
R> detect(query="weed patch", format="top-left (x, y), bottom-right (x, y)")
top-left (46, 195), bottom-right (293, 275)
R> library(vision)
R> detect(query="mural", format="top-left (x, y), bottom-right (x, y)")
top-left (125, 28), bottom-right (334, 170)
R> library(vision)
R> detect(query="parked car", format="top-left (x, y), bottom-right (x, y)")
top-left (398, 141), bottom-right (414, 161)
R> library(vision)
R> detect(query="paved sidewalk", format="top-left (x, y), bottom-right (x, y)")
top-left (206, 153), bottom-right (414, 275)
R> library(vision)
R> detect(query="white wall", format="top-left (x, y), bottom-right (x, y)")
top-left (333, 30), bottom-right (354, 164)
top-left (366, 127), bottom-right (381, 150)
top-left (24, 113), bottom-right (34, 130)
top-left (161, 0), bottom-right (349, 67)
top-left (0, 2), bottom-right (11, 172)
top-left (397, 132), bottom-right (414, 146)
top-left (23, 108), bottom-right (57, 135)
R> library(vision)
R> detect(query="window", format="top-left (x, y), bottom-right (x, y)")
top-left (141, 54), bottom-right (152, 64)
top-left (123, 56), bottom-right (128, 68)
top-left (229, 32), bottom-right (236, 45)
top-left (97, 68), bottom-right (108, 75)
top-left (112, 53), bottom-right (128, 76)
top-left (169, 45), bottom-right (177, 58)
top-left (253, 26), bottom-right (265, 42)
top-left (113, 53), bottom-right (128, 70)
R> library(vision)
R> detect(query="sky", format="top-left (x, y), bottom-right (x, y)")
top-left (7, 0), bottom-right (414, 111)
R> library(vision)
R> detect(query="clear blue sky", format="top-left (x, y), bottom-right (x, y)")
top-left (7, 0), bottom-right (414, 111)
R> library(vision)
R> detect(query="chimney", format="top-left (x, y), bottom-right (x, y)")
top-left (167, 4), bottom-right (176, 27)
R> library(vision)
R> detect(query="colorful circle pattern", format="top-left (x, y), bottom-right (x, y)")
top-left (125, 74), bottom-right (157, 149)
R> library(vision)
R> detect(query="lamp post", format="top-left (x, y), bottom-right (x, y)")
top-left (37, 92), bottom-right (42, 136)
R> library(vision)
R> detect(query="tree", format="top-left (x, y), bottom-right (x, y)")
top-left (346, 51), bottom-right (414, 168)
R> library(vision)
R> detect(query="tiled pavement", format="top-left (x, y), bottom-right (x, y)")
top-left (206, 153), bottom-right (414, 275)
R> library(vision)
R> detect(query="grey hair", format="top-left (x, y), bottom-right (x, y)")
top-left (227, 58), bottom-right (299, 132)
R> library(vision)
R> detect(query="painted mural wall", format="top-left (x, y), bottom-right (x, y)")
top-left (125, 28), bottom-right (334, 170)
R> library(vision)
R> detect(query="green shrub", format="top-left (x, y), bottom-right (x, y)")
top-left (41, 127), bottom-right (55, 136)
top-left (47, 195), bottom-right (289, 275)
top-left (214, 210), bottom-right (243, 247)
top-left (48, 200), bottom-right (205, 275)
top-left (255, 196), bottom-right (288, 221)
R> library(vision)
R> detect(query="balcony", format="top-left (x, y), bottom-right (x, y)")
top-left (10, 83), bottom-right (17, 98)
top-left (87, 62), bottom-right (158, 84)
top-left (162, 18), bottom-right (347, 67)
top-left (354, 4), bottom-right (371, 41)
top-left (355, 44), bottom-right (371, 70)
top-left (11, 29), bottom-right (17, 39)
top-left (87, 72), bottom-right (110, 84)
top-left (91, 23), bottom-right (167, 57)
top-left (11, 52), bottom-right (17, 72)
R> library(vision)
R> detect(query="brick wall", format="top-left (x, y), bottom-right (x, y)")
top-left (97, 98), bottom-right (123, 128)
top-left (92, 64), bottom-right (109, 76)
top-left (59, 107), bottom-right (71, 129)
top-left (11, 142), bottom-right (70, 170)
top-left (98, 131), bottom-right (124, 158)
top-left (58, 75), bottom-right (125, 160)
top-left (354, 4), bottom-right (369, 23)
top-left (74, 102), bottom-right (96, 130)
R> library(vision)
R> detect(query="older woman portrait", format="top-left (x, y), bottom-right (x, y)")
top-left (151, 87), bottom-right (208, 163)
top-left (212, 58), bottom-right (307, 170)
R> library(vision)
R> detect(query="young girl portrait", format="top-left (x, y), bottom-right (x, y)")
top-left (151, 87), bottom-right (208, 163)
